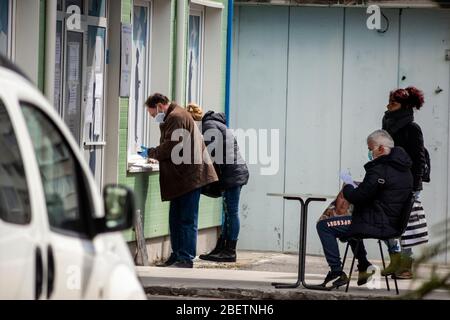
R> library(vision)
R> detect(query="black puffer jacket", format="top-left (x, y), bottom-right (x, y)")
top-left (201, 111), bottom-right (249, 189)
top-left (343, 147), bottom-right (413, 239)
top-left (382, 108), bottom-right (426, 191)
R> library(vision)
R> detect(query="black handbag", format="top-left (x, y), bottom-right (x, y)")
top-left (201, 163), bottom-right (223, 198)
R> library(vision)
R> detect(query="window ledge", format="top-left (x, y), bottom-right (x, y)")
top-left (127, 155), bottom-right (159, 173)
top-left (191, 0), bottom-right (224, 9)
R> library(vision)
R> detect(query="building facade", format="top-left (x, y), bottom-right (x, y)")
top-left (1, 0), bottom-right (229, 263)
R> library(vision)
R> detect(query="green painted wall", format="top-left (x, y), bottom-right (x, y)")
top-left (119, 0), bottom-right (228, 241)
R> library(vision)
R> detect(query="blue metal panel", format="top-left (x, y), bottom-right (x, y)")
top-left (231, 5), bottom-right (289, 251)
top-left (283, 7), bottom-right (345, 254)
top-left (399, 9), bottom-right (450, 262)
top-left (232, 6), bottom-right (450, 262)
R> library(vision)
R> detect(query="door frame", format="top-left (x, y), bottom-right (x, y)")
top-left (56, 0), bottom-right (109, 190)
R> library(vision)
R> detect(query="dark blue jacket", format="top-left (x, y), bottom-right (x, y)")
top-left (201, 111), bottom-right (249, 189)
top-left (343, 147), bottom-right (413, 239)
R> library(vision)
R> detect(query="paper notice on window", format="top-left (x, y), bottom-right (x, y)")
top-left (95, 36), bottom-right (103, 73)
top-left (68, 85), bottom-right (78, 115)
top-left (54, 37), bottom-right (61, 100)
top-left (85, 98), bottom-right (93, 124)
top-left (56, 36), bottom-right (61, 65)
top-left (85, 67), bottom-right (94, 97)
top-left (95, 73), bottom-right (103, 98)
top-left (120, 23), bottom-right (132, 97)
top-left (68, 42), bottom-right (80, 82)
top-left (94, 98), bottom-right (102, 136)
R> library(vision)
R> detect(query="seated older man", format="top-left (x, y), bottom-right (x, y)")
top-left (316, 130), bottom-right (413, 289)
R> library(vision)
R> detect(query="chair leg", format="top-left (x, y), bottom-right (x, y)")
top-left (378, 240), bottom-right (391, 292)
top-left (342, 242), bottom-right (350, 270)
top-left (392, 274), bottom-right (399, 295)
top-left (345, 240), bottom-right (359, 293)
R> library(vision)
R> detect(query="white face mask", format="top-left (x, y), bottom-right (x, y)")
top-left (155, 112), bottom-right (165, 124)
top-left (153, 105), bottom-right (165, 123)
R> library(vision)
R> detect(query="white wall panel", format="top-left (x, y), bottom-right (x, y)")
top-left (283, 7), bottom-right (344, 254)
top-left (231, 6), bottom-right (289, 251)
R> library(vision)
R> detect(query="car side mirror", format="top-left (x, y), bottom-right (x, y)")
top-left (97, 184), bottom-right (135, 233)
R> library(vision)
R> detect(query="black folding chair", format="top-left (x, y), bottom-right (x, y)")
top-left (341, 193), bottom-right (415, 295)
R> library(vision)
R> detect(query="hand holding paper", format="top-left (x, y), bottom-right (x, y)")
top-left (340, 171), bottom-right (357, 188)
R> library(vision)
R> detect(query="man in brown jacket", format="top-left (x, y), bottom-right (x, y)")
top-left (145, 93), bottom-right (218, 268)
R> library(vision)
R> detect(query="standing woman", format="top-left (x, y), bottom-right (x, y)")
top-left (187, 104), bottom-right (250, 262)
top-left (382, 86), bottom-right (426, 279)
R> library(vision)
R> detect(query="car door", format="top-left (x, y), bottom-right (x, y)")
top-left (20, 101), bottom-right (99, 299)
top-left (0, 95), bottom-right (45, 300)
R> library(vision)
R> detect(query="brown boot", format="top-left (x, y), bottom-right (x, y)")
top-left (394, 254), bottom-right (413, 279)
top-left (381, 253), bottom-right (402, 276)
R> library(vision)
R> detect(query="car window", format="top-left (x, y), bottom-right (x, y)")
top-left (0, 99), bottom-right (31, 224)
top-left (21, 102), bottom-right (94, 237)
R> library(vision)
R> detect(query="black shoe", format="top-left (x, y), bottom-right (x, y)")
top-left (332, 272), bottom-right (349, 289)
top-left (320, 270), bottom-right (347, 288)
top-left (199, 237), bottom-right (226, 261)
top-left (155, 253), bottom-right (177, 267)
top-left (203, 240), bottom-right (237, 262)
top-left (357, 263), bottom-right (375, 286)
top-left (171, 260), bottom-right (193, 268)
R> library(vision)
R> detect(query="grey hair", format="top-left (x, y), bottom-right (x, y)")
top-left (367, 129), bottom-right (395, 149)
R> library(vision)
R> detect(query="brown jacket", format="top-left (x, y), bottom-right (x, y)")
top-left (149, 103), bottom-right (218, 201)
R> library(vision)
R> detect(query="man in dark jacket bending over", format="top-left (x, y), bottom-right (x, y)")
top-left (316, 130), bottom-right (413, 289)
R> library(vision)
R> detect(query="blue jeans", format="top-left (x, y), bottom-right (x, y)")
top-left (169, 188), bottom-right (201, 262)
top-left (221, 186), bottom-right (242, 241)
top-left (384, 239), bottom-right (401, 254)
top-left (316, 216), bottom-right (399, 272)
top-left (316, 216), bottom-right (369, 272)
top-left (384, 191), bottom-right (421, 257)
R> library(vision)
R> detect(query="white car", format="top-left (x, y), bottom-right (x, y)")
top-left (0, 57), bottom-right (146, 300)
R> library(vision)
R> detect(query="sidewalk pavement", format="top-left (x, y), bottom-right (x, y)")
top-left (137, 251), bottom-right (450, 300)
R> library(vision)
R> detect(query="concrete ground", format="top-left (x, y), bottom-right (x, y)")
top-left (137, 251), bottom-right (450, 300)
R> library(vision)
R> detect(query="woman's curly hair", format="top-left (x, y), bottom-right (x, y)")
top-left (186, 103), bottom-right (203, 121)
top-left (389, 86), bottom-right (425, 110)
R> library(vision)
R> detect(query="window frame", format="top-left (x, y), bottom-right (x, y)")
top-left (20, 101), bottom-right (97, 239)
top-left (186, 4), bottom-right (205, 107)
top-left (55, 0), bottom-right (109, 189)
top-left (127, 0), bottom-right (155, 171)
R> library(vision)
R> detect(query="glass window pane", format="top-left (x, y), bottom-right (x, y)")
top-left (0, 0), bottom-right (9, 56)
top-left (129, 5), bottom-right (148, 156)
top-left (57, 0), bottom-right (62, 11)
top-left (0, 100), bottom-right (31, 225)
top-left (65, 0), bottom-right (84, 14)
top-left (21, 103), bottom-right (91, 235)
top-left (89, 0), bottom-right (106, 17)
top-left (64, 31), bottom-right (83, 144)
top-left (186, 14), bottom-right (202, 105)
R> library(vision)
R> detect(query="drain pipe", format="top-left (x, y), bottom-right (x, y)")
top-left (225, 0), bottom-right (233, 126)
top-left (45, 0), bottom-right (57, 105)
